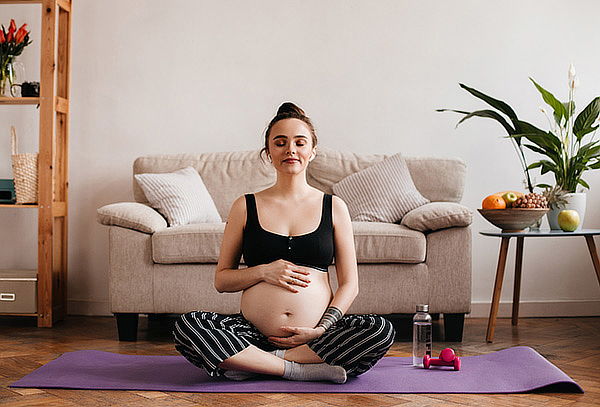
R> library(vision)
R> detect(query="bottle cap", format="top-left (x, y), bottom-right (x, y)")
top-left (416, 304), bottom-right (429, 312)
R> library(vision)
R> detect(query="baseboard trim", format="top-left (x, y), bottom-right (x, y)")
top-left (66, 299), bottom-right (600, 318)
top-left (468, 299), bottom-right (600, 318)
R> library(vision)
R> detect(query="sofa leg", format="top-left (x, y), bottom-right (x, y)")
top-left (115, 313), bottom-right (139, 342)
top-left (443, 313), bottom-right (465, 342)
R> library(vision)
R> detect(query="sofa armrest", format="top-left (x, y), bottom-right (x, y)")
top-left (97, 202), bottom-right (167, 234)
top-left (401, 202), bottom-right (472, 232)
top-left (425, 225), bottom-right (472, 313)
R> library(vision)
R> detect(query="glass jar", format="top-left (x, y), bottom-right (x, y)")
top-left (0, 55), bottom-right (25, 97)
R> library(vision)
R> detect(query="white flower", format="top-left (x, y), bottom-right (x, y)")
top-left (568, 63), bottom-right (576, 81)
top-left (570, 76), bottom-right (580, 90)
top-left (568, 63), bottom-right (579, 89)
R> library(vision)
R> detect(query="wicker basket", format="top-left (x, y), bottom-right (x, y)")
top-left (10, 126), bottom-right (38, 204)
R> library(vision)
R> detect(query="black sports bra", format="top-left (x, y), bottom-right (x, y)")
top-left (242, 193), bottom-right (334, 272)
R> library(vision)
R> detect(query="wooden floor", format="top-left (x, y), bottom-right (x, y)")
top-left (0, 315), bottom-right (598, 406)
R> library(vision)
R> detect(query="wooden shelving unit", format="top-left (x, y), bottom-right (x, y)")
top-left (0, 0), bottom-right (71, 327)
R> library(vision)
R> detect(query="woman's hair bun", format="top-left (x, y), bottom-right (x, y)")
top-left (277, 102), bottom-right (306, 117)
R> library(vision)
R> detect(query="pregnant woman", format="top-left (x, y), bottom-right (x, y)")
top-left (173, 102), bottom-right (395, 383)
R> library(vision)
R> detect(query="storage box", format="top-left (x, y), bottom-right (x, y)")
top-left (0, 270), bottom-right (37, 314)
top-left (0, 179), bottom-right (16, 204)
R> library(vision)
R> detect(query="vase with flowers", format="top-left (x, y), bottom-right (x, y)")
top-left (438, 64), bottom-right (600, 230)
top-left (0, 19), bottom-right (32, 97)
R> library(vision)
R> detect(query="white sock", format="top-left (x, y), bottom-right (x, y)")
top-left (269, 349), bottom-right (286, 359)
top-left (223, 349), bottom-right (286, 381)
top-left (282, 360), bottom-right (347, 384)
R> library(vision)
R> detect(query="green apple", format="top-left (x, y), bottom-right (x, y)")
top-left (558, 210), bottom-right (580, 232)
top-left (501, 192), bottom-right (518, 207)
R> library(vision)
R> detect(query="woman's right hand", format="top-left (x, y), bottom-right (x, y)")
top-left (260, 259), bottom-right (312, 293)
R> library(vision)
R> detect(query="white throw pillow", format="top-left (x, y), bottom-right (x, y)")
top-left (134, 166), bottom-right (221, 226)
top-left (332, 153), bottom-right (429, 223)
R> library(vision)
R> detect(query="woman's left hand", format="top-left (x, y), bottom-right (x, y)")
top-left (268, 326), bottom-right (325, 348)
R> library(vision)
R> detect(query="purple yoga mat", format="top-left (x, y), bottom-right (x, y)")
top-left (10, 346), bottom-right (582, 393)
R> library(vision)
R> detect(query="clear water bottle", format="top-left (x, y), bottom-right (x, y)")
top-left (412, 304), bottom-right (432, 367)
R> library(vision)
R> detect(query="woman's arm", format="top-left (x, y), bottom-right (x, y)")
top-left (214, 196), bottom-right (264, 293)
top-left (326, 195), bottom-right (359, 313)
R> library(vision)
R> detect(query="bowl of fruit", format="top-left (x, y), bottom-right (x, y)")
top-left (478, 191), bottom-right (549, 232)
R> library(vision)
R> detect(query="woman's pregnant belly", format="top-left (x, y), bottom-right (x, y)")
top-left (240, 269), bottom-right (333, 338)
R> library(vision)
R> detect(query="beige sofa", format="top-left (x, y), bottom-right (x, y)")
top-left (97, 147), bottom-right (472, 341)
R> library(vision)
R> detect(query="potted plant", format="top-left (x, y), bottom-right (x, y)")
top-left (438, 65), bottom-right (600, 229)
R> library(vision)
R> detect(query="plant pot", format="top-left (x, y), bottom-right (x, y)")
top-left (547, 192), bottom-right (586, 230)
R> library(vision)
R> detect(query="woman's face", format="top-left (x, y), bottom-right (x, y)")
top-left (267, 118), bottom-right (316, 174)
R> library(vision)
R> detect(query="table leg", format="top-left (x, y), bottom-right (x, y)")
top-left (585, 235), bottom-right (600, 288)
top-left (487, 237), bottom-right (511, 343)
top-left (512, 236), bottom-right (524, 326)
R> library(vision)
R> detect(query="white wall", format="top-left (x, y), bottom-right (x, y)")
top-left (1, 0), bottom-right (599, 317)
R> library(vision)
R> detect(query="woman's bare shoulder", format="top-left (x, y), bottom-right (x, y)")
top-left (331, 194), bottom-right (350, 224)
top-left (331, 194), bottom-right (349, 210)
top-left (227, 195), bottom-right (247, 224)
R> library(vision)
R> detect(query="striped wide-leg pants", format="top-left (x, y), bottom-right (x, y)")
top-left (173, 311), bottom-right (395, 378)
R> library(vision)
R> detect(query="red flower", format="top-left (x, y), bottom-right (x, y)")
top-left (15, 24), bottom-right (28, 44)
top-left (9, 19), bottom-right (16, 34)
top-left (7, 30), bottom-right (13, 43)
top-left (0, 31), bottom-right (5, 44)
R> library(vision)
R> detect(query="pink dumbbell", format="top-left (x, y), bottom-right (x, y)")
top-left (423, 348), bottom-right (461, 371)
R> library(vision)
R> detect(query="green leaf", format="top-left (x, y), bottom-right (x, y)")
top-left (589, 161), bottom-right (600, 169)
top-left (523, 143), bottom-right (561, 163)
top-left (539, 160), bottom-right (558, 175)
top-left (584, 145), bottom-right (600, 160)
top-left (511, 120), bottom-right (555, 148)
top-left (511, 131), bottom-right (562, 153)
top-left (576, 141), bottom-right (600, 159)
top-left (514, 120), bottom-right (549, 137)
top-left (456, 109), bottom-right (516, 134)
top-left (529, 78), bottom-right (567, 125)
top-left (527, 161), bottom-right (543, 169)
top-left (523, 144), bottom-right (547, 155)
top-left (458, 84), bottom-right (518, 121)
top-left (536, 183), bottom-right (553, 189)
top-left (575, 125), bottom-right (599, 139)
top-left (578, 178), bottom-right (590, 189)
top-left (574, 97), bottom-right (600, 141)
top-left (437, 108), bottom-right (516, 135)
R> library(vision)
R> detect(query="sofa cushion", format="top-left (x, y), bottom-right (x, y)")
top-left (97, 202), bottom-right (167, 234)
top-left (401, 202), bottom-right (473, 232)
top-left (152, 223), bottom-right (226, 264)
top-left (332, 153), bottom-right (429, 222)
top-left (135, 166), bottom-right (221, 226)
top-left (152, 222), bottom-right (426, 264)
top-left (133, 151), bottom-right (276, 221)
top-left (352, 222), bottom-right (426, 263)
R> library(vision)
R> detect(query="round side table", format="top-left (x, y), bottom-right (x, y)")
top-left (480, 229), bottom-right (600, 343)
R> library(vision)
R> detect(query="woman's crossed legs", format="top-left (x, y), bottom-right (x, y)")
top-left (172, 311), bottom-right (395, 383)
